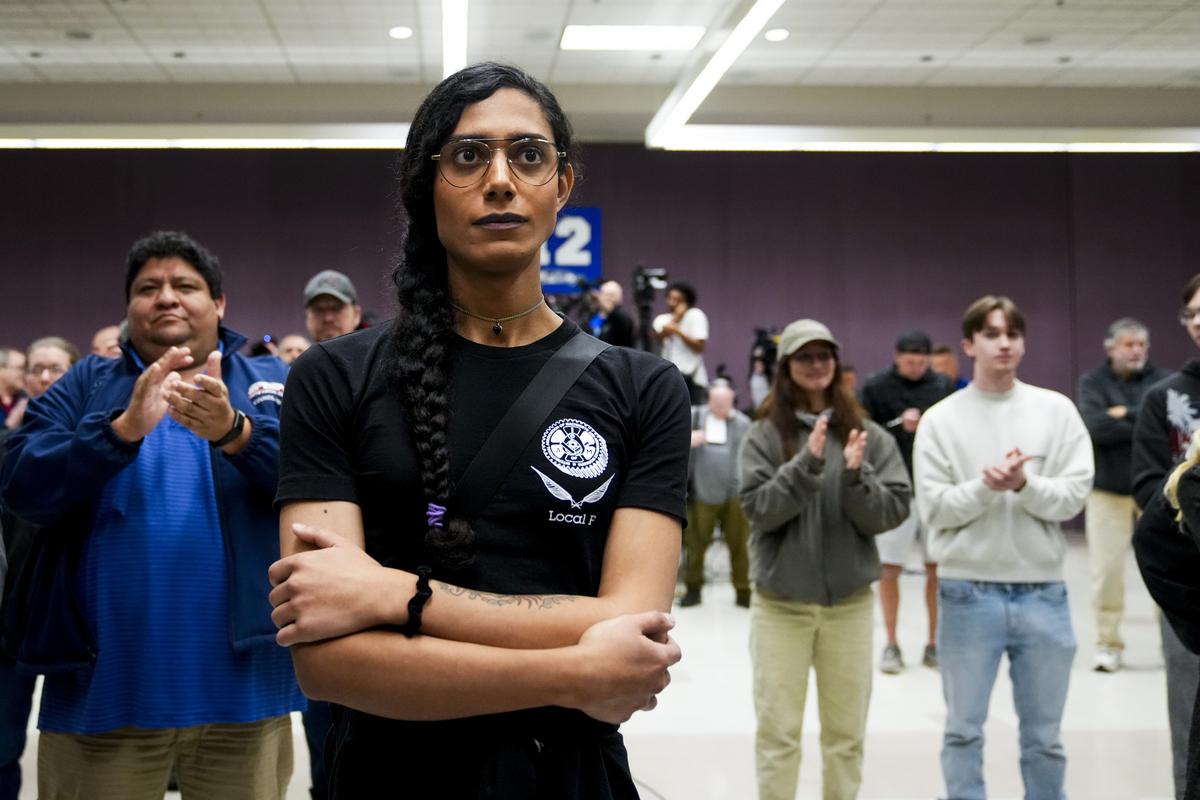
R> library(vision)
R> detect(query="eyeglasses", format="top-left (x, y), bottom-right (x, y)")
top-left (27, 363), bottom-right (67, 377)
top-left (791, 349), bottom-right (835, 366)
top-left (431, 138), bottom-right (565, 188)
top-left (1180, 308), bottom-right (1200, 325)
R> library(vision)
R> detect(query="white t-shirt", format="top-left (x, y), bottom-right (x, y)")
top-left (653, 307), bottom-right (709, 386)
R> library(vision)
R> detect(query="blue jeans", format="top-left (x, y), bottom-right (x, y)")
top-left (938, 579), bottom-right (1077, 800)
top-left (0, 657), bottom-right (36, 800)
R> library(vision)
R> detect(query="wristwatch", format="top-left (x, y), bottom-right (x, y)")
top-left (211, 408), bottom-right (246, 447)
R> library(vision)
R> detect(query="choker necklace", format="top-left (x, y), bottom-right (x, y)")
top-left (450, 296), bottom-right (546, 336)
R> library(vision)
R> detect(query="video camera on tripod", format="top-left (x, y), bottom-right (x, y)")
top-left (632, 265), bottom-right (669, 351)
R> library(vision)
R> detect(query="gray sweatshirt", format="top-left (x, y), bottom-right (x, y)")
top-left (738, 413), bottom-right (912, 605)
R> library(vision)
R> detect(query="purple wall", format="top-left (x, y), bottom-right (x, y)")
top-left (2, 147), bottom-right (1197, 397)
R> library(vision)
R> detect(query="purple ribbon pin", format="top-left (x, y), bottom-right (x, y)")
top-left (426, 503), bottom-right (446, 529)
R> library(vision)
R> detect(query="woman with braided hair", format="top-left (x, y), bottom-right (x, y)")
top-left (267, 63), bottom-right (690, 798)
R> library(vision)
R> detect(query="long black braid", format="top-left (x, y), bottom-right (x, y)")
top-left (389, 62), bottom-right (579, 570)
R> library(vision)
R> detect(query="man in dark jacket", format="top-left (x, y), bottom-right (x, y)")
top-left (1077, 318), bottom-right (1172, 673)
top-left (1133, 273), bottom-right (1200, 800)
top-left (860, 330), bottom-right (952, 674)
top-left (0, 336), bottom-right (79, 800)
top-left (589, 280), bottom-right (636, 347)
top-left (0, 231), bottom-right (303, 799)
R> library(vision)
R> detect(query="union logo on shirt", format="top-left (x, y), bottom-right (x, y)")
top-left (248, 381), bottom-right (285, 406)
top-left (540, 417), bottom-right (608, 479)
top-left (531, 467), bottom-right (612, 527)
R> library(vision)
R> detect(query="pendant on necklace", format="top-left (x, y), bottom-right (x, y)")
top-left (492, 322), bottom-right (503, 336)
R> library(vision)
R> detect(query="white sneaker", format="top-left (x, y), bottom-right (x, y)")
top-left (880, 643), bottom-right (904, 674)
top-left (1094, 648), bottom-right (1122, 673)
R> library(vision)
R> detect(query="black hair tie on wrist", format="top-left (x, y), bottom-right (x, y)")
top-left (400, 565), bottom-right (433, 638)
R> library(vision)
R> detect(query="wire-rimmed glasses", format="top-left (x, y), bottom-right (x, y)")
top-left (432, 137), bottom-right (565, 188)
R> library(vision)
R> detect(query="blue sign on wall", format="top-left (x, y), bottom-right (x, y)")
top-left (540, 206), bottom-right (601, 294)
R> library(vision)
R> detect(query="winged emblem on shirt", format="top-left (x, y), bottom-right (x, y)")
top-left (1167, 388), bottom-right (1200, 460)
top-left (531, 466), bottom-right (614, 509)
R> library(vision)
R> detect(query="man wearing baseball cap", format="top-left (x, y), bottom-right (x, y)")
top-left (304, 270), bottom-right (361, 344)
top-left (298, 269), bottom-right (361, 799)
top-left (860, 330), bottom-right (953, 675)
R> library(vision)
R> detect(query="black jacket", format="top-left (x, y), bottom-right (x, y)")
top-left (597, 307), bottom-right (635, 348)
top-left (860, 365), bottom-right (953, 475)
top-left (1076, 360), bottom-right (1172, 495)
top-left (1177, 468), bottom-right (1200, 800)
top-left (0, 429), bottom-right (34, 609)
top-left (1133, 480), bottom-right (1200, 654)
top-left (1132, 361), bottom-right (1200, 509)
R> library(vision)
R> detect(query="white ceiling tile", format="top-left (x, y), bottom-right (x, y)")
top-left (0, 0), bottom-right (1196, 101)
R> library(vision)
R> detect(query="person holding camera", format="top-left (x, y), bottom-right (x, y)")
top-left (653, 281), bottom-right (709, 404)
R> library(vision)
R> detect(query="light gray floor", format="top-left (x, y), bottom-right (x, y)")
top-left (17, 534), bottom-right (1176, 799)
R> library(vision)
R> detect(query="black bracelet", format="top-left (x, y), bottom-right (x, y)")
top-left (399, 566), bottom-right (433, 638)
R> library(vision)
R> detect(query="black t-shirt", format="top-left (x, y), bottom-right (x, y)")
top-left (277, 318), bottom-right (690, 799)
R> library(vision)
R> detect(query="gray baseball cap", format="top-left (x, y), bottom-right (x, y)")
top-left (304, 270), bottom-right (358, 306)
top-left (777, 319), bottom-right (840, 362)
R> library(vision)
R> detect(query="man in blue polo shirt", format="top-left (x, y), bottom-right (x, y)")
top-left (0, 231), bottom-right (303, 799)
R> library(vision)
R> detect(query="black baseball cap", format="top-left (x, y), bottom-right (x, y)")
top-left (895, 330), bottom-right (932, 355)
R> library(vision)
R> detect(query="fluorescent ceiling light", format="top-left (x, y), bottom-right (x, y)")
top-left (442, 0), bottom-right (467, 78)
top-left (801, 142), bottom-right (932, 152)
top-left (936, 142), bottom-right (1065, 153)
top-left (388, 26), bottom-right (414, 41)
top-left (1068, 142), bottom-right (1196, 153)
top-left (764, 28), bottom-right (789, 43)
top-left (560, 25), bottom-right (705, 51)
top-left (0, 138), bottom-right (409, 150)
top-left (305, 138), bottom-right (410, 150)
top-left (0, 123), bottom-right (413, 149)
top-left (34, 139), bottom-right (173, 149)
top-left (650, 121), bottom-right (1200, 153)
top-left (645, 0), bottom-right (786, 147)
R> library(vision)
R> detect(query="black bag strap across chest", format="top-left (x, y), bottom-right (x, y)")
top-left (448, 331), bottom-right (610, 523)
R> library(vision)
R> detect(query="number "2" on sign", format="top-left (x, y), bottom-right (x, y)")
top-left (540, 215), bottom-right (592, 268)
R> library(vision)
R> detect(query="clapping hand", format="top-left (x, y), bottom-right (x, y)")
top-left (807, 415), bottom-right (829, 458)
top-left (164, 350), bottom-right (236, 442)
top-left (111, 346), bottom-right (194, 442)
top-left (982, 447), bottom-right (1033, 492)
top-left (843, 429), bottom-right (868, 470)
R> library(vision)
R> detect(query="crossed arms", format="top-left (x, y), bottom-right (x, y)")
top-left (270, 500), bottom-right (682, 724)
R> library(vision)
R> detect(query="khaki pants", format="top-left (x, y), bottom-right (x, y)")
top-left (38, 715), bottom-right (293, 800)
top-left (1086, 489), bottom-right (1138, 650)
top-left (685, 498), bottom-right (751, 592)
top-left (750, 586), bottom-right (874, 800)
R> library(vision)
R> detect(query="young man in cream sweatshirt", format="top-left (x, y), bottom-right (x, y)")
top-left (913, 295), bottom-right (1094, 800)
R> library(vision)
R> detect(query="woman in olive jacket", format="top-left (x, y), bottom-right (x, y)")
top-left (739, 318), bottom-right (911, 800)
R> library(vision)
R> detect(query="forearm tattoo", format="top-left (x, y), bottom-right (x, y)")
top-left (436, 582), bottom-right (577, 610)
